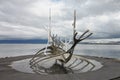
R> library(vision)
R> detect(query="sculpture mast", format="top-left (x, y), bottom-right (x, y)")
top-left (73, 10), bottom-right (76, 40)
top-left (44, 8), bottom-right (52, 55)
top-left (48, 8), bottom-right (51, 43)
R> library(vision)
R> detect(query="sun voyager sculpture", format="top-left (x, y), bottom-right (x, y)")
top-left (29, 10), bottom-right (100, 75)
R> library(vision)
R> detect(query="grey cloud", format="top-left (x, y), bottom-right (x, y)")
top-left (0, 0), bottom-right (120, 40)
top-left (0, 0), bottom-right (46, 27)
top-left (89, 18), bottom-right (120, 38)
top-left (61, 0), bottom-right (120, 20)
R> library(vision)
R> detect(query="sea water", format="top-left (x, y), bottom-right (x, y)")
top-left (0, 44), bottom-right (120, 59)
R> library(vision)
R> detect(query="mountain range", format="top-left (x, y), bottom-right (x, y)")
top-left (0, 38), bottom-right (120, 44)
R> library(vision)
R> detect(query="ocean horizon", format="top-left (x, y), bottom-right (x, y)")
top-left (0, 44), bottom-right (120, 59)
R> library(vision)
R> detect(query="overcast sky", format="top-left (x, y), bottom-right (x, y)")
top-left (0, 0), bottom-right (120, 40)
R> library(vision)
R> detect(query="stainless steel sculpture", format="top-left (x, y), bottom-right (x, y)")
top-left (29, 10), bottom-right (95, 74)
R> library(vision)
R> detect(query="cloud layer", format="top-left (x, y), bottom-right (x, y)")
top-left (0, 0), bottom-right (120, 40)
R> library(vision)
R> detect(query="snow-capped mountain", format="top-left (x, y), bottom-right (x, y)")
top-left (81, 38), bottom-right (120, 44)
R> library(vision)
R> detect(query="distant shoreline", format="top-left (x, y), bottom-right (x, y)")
top-left (0, 38), bottom-right (120, 45)
top-left (80, 43), bottom-right (120, 45)
top-left (0, 43), bottom-right (120, 45)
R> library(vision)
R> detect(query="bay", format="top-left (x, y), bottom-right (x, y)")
top-left (0, 44), bottom-right (120, 59)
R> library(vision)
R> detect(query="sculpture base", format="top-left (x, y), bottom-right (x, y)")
top-left (10, 55), bottom-right (103, 75)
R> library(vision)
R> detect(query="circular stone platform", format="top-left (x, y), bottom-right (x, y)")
top-left (10, 55), bottom-right (103, 75)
